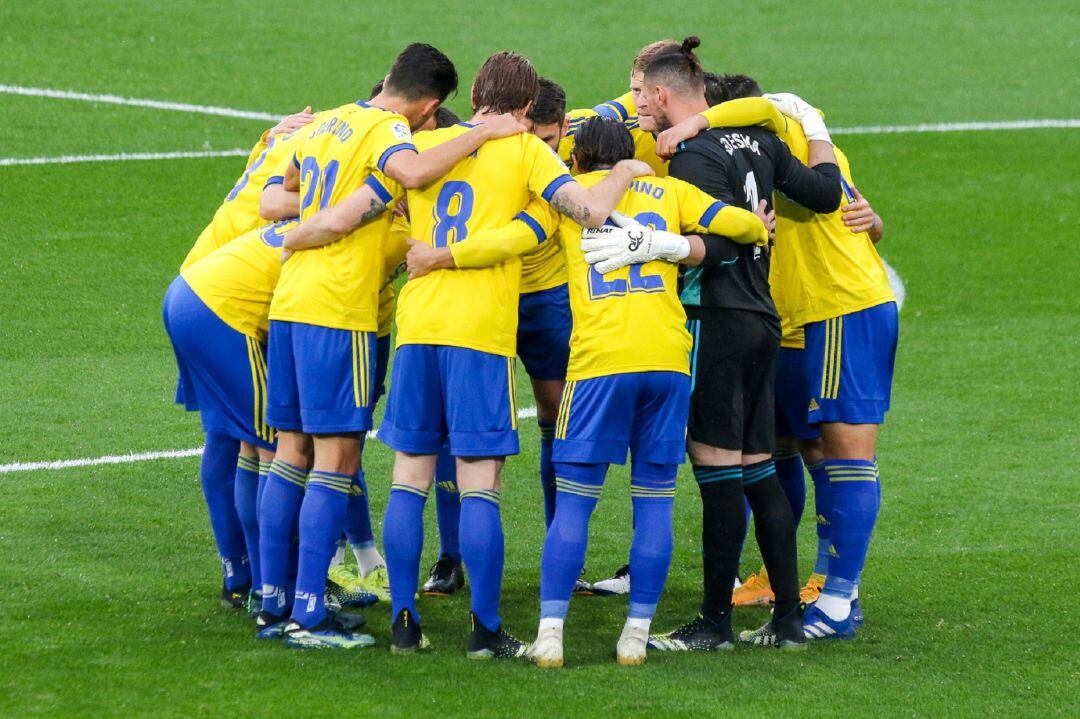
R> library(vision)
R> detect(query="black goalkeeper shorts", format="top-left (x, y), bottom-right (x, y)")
top-left (685, 306), bottom-right (780, 455)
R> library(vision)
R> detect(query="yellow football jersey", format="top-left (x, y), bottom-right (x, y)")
top-left (769, 122), bottom-right (894, 333)
top-left (559, 91), bottom-right (668, 177)
top-left (181, 219), bottom-right (297, 343)
top-left (523, 171), bottom-right (762, 380)
top-left (180, 129), bottom-right (306, 271)
top-left (519, 232), bottom-right (567, 294)
top-left (269, 102), bottom-right (411, 332)
top-left (394, 124), bottom-right (574, 357)
top-left (377, 212), bottom-right (410, 337)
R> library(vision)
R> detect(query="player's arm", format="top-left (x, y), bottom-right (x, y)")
top-left (547, 159), bottom-right (653, 228)
top-left (281, 175), bottom-right (396, 251)
top-left (382, 114), bottom-right (526, 189)
top-left (772, 135), bottom-right (843, 213)
top-left (267, 106), bottom-right (315, 139)
top-left (842, 185), bottom-right (884, 242)
top-left (406, 200), bottom-right (559, 278)
top-left (655, 97), bottom-right (787, 159)
top-left (259, 175), bottom-right (300, 221)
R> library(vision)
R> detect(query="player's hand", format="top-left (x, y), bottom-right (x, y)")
top-left (613, 159), bottom-right (654, 179)
top-left (582, 212), bottom-right (690, 273)
top-left (764, 92), bottom-right (831, 144)
top-left (406, 238), bottom-right (453, 279)
top-left (280, 248), bottom-right (294, 264)
top-left (655, 114), bottom-right (709, 159)
top-left (842, 186), bottom-right (877, 233)
top-left (394, 198), bottom-right (410, 221)
top-left (753, 199), bottom-right (776, 243)
top-left (479, 113), bottom-right (527, 140)
top-left (270, 106), bottom-right (315, 137)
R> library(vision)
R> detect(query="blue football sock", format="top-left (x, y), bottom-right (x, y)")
top-left (291, 470), bottom-right (353, 628)
top-left (628, 468), bottom-right (675, 619)
top-left (233, 454), bottom-right (261, 590)
top-left (460, 489), bottom-right (505, 631)
top-left (821, 460), bottom-right (880, 603)
top-left (807, 460), bottom-right (832, 576)
top-left (773, 447), bottom-right (806, 526)
top-left (256, 460), bottom-right (270, 524)
top-left (433, 447), bottom-right (461, 561)
top-left (258, 459), bottom-right (307, 617)
top-left (540, 463), bottom-right (605, 619)
top-left (383, 484), bottom-right (428, 621)
top-left (538, 421), bottom-right (557, 528)
top-left (200, 432), bottom-right (248, 590)
top-left (343, 469), bottom-right (374, 546)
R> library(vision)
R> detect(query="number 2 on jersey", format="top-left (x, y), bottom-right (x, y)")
top-left (432, 181), bottom-right (474, 247)
top-left (588, 211), bottom-right (666, 299)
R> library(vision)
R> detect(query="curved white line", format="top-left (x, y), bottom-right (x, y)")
top-left (882, 258), bottom-right (906, 311)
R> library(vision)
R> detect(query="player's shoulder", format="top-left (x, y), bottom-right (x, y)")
top-left (413, 123), bottom-right (470, 151)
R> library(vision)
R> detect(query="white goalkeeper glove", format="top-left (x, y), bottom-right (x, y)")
top-left (764, 92), bottom-right (832, 145)
top-left (581, 211), bottom-right (690, 274)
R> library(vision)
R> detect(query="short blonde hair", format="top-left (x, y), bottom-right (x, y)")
top-left (633, 40), bottom-right (680, 74)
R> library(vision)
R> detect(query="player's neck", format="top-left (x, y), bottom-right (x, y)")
top-left (369, 92), bottom-right (409, 116)
top-left (471, 108), bottom-right (526, 124)
top-left (665, 96), bottom-right (708, 127)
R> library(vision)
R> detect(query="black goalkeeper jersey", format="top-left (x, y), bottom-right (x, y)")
top-left (669, 125), bottom-right (842, 320)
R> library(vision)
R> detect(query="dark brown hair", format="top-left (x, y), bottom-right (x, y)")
top-left (643, 36), bottom-right (704, 95)
top-left (472, 51), bottom-right (539, 114)
top-left (573, 117), bottom-right (635, 173)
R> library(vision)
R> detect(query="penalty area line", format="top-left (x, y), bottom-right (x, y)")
top-left (0, 407), bottom-right (540, 474)
top-left (0, 149), bottom-right (250, 167)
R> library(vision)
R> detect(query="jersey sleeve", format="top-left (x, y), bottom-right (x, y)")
top-left (449, 198), bottom-right (558, 269)
top-left (701, 97), bottom-right (787, 135)
top-left (246, 132), bottom-right (271, 167)
top-left (593, 91), bottom-right (635, 123)
top-left (365, 114), bottom-right (419, 173)
top-left (673, 179), bottom-right (768, 246)
top-left (522, 136), bottom-right (575, 202)
top-left (363, 168), bottom-right (405, 209)
top-left (771, 137), bottom-right (843, 213)
top-left (561, 107), bottom-right (597, 164)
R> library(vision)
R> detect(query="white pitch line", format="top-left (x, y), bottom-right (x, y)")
top-left (0, 149), bottom-right (249, 167)
top-left (883, 258), bottom-right (906, 310)
top-left (0, 84), bottom-right (279, 122)
top-left (832, 118), bottom-right (1080, 135)
top-left (0, 407), bottom-right (541, 474)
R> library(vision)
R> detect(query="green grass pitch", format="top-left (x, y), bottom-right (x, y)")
top-left (1, 1), bottom-right (1077, 716)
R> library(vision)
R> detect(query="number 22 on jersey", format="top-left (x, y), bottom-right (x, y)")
top-left (587, 211), bottom-right (666, 299)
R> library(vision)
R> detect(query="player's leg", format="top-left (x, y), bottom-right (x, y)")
top-left (234, 443), bottom-right (263, 610)
top-left (619, 371), bottom-right (687, 665)
top-left (651, 311), bottom-right (742, 652)
top-left (259, 320), bottom-right (311, 635)
top-left (533, 460), bottom-right (606, 668)
top-left (800, 437), bottom-right (829, 603)
top-left (802, 303), bottom-right (897, 639)
top-left (424, 446), bottom-right (465, 595)
top-left (441, 347), bottom-right (525, 659)
top-left (162, 276), bottom-right (250, 606)
top-left (283, 327), bottom-right (379, 648)
top-left (735, 315), bottom-right (803, 649)
top-left (377, 344), bottom-right (447, 652)
top-left (531, 377), bottom-right (564, 526)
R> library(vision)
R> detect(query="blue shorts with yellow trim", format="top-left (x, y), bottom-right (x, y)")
top-left (804, 301), bottom-right (898, 426)
top-left (374, 333), bottom-right (392, 404)
top-left (553, 371), bottom-right (690, 467)
top-left (265, 320), bottom-right (377, 434)
top-left (379, 344), bottom-right (519, 457)
top-left (774, 346), bottom-right (820, 441)
top-left (517, 283), bottom-right (571, 381)
top-left (162, 276), bottom-right (275, 449)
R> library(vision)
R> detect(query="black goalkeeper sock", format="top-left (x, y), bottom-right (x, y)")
top-left (693, 465), bottom-right (745, 618)
top-left (743, 459), bottom-right (800, 616)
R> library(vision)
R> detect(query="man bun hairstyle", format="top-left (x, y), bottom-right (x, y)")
top-left (643, 36), bottom-right (705, 96)
top-left (472, 51), bottom-right (540, 114)
top-left (528, 77), bottom-right (567, 126)
top-left (385, 43), bottom-right (459, 103)
top-left (633, 39), bottom-right (680, 74)
top-left (572, 116), bottom-right (634, 173)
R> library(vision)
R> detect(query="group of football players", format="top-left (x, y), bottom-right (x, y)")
top-left (163, 36), bottom-right (897, 666)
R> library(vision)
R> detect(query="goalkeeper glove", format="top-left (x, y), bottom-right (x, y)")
top-left (764, 92), bottom-right (832, 145)
top-left (581, 211), bottom-right (690, 274)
